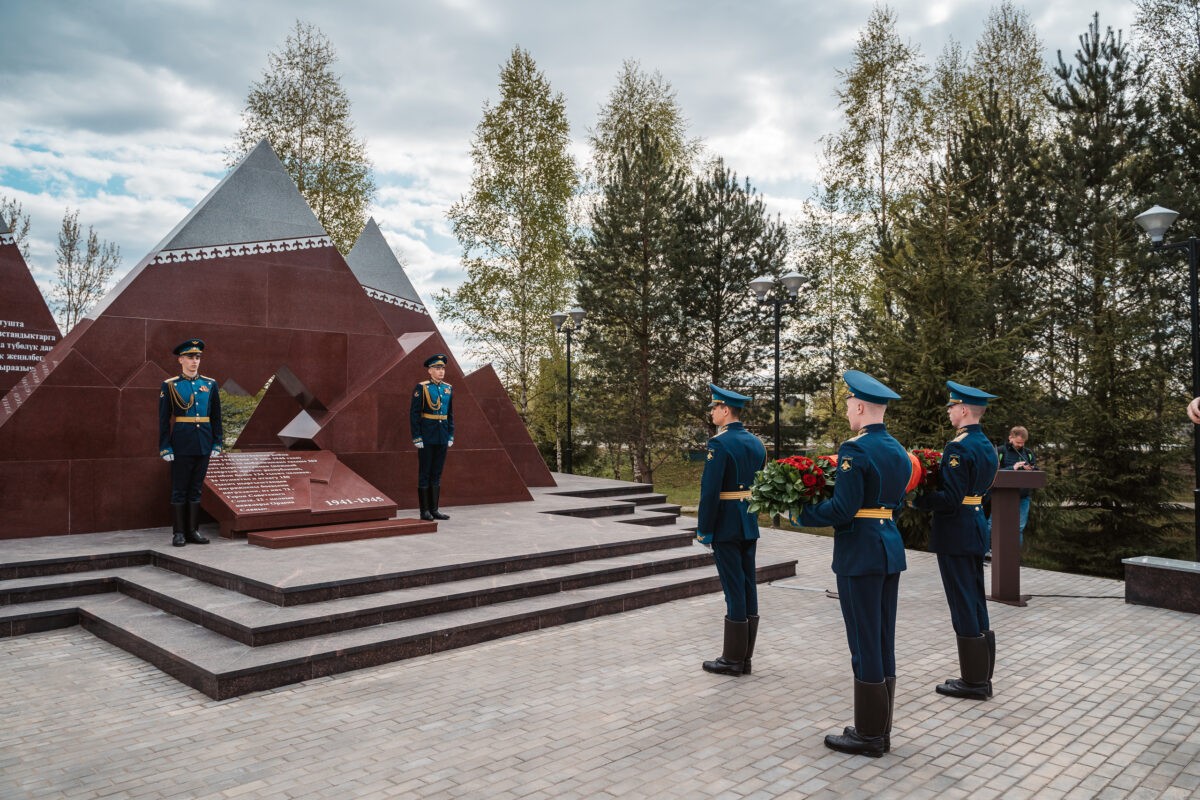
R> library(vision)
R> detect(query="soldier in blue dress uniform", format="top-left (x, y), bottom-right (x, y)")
top-left (697, 384), bottom-right (768, 677)
top-left (410, 354), bottom-right (454, 521)
top-left (158, 339), bottom-right (222, 547)
top-left (800, 371), bottom-right (910, 757)
top-left (913, 380), bottom-right (999, 701)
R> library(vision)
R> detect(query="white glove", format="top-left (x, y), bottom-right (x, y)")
top-left (447, 440), bottom-right (454, 448)
top-left (414, 441), bottom-right (424, 449)
top-left (162, 453), bottom-right (174, 462)
top-left (211, 449), bottom-right (223, 458)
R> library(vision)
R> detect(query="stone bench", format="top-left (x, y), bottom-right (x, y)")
top-left (1123, 556), bottom-right (1200, 615)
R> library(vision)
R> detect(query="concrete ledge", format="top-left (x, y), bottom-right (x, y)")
top-left (1123, 555), bottom-right (1200, 615)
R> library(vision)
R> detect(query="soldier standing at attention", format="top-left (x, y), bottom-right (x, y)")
top-left (800, 371), bottom-right (910, 757)
top-left (697, 384), bottom-right (767, 678)
top-left (159, 339), bottom-right (222, 547)
top-left (913, 380), bottom-right (1000, 701)
top-left (410, 354), bottom-right (454, 521)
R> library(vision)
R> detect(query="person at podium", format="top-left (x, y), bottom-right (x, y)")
top-left (158, 338), bottom-right (223, 547)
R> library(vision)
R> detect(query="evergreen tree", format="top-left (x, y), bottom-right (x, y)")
top-left (575, 128), bottom-right (689, 483)
top-left (676, 158), bottom-right (788, 417)
top-left (438, 47), bottom-right (577, 427)
top-left (229, 21), bottom-right (375, 253)
top-left (1041, 15), bottom-right (1186, 576)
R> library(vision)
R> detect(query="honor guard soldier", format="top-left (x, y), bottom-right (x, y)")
top-left (158, 339), bottom-right (222, 547)
top-left (913, 380), bottom-right (999, 701)
top-left (410, 354), bottom-right (454, 521)
top-left (800, 371), bottom-right (909, 757)
top-left (697, 384), bottom-right (768, 677)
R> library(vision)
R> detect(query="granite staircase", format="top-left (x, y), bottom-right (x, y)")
top-left (0, 481), bottom-right (795, 699)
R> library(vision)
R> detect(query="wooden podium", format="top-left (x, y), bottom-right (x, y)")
top-left (988, 469), bottom-right (1047, 606)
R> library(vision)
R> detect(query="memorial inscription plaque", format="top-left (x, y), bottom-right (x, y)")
top-left (203, 450), bottom-right (396, 537)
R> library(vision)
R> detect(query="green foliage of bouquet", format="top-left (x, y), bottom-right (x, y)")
top-left (748, 454), bottom-right (837, 520)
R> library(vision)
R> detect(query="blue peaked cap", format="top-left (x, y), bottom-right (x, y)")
top-left (946, 380), bottom-right (997, 407)
top-left (843, 370), bottom-right (900, 405)
top-left (709, 383), bottom-right (751, 409)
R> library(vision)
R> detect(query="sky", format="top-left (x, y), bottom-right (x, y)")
top-left (0, 0), bottom-right (1138, 353)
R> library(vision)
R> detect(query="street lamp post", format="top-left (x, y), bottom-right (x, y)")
top-left (750, 272), bottom-right (805, 459)
top-left (1135, 205), bottom-right (1200, 560)
top-left (551, 306), bottom-right (586, 474)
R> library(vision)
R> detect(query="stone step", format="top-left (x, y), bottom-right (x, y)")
top-left (69, 557), bottom-right (797, 699)
top-left (0, 547), bottom-right (719, 646)
top-left (548, 484), bottom-right (654, 499)
top-left (0, 529), bottom-right (698, 605)
top-left (544, 501), bottom-right (637, 519)
top-left (247, 518), bottom-right (437, 548)
top-left (616, 493), bottom-right (670, 507)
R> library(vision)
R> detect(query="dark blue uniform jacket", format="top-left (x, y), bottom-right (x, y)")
top-left (697, 422), bottom-right (767, 543)
top-left (410, 380), bottom-right (454, 446)
top-left (158, 375), bottom-right (222, 456)
top-left (799, 423), bottom-right (909, 577)
top-left (915, 423), bottom-right (998, 555)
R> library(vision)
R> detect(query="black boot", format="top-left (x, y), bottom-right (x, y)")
top-left (936, 635), bottom-right (991, 700)
top-left (844, 676), bottom-right (895, 752)
top-left (430, 486), bottom-right (450, 520)
top-left (184, 501), bottom-right (209, 544)
top-left (418, 487), bottom-right (435, 521)
top-left (702, 617), bottom-right (748, 676)
top-left (170, 502), bottom-right (187, 547)
top-left (825, 679), bottom-right (889, 757)
top-left (742, 615), bottom-right (759, 675)
top-left (983, 629), bottom-right (996, 698)
top-left (884, 676), bottom-right (895, 751)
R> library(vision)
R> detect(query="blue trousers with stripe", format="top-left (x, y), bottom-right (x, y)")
top-left (835, 572), bottom-right (900, 683)
top-left (936, 553), bottom-right (990, 636)
top-left (712, 540), bottom-right (758, 622)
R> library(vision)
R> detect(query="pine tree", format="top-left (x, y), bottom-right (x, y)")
top-left (229, 21), bottom-right (375, 253)
top-left (676, 158), bottom-right (788, 414)
top-left (1040, 15), bottom-right (1187, 576)
top-left (575, 128), bottom-right (690, 483)
top-left (438, 47), bottom-right (577, 427)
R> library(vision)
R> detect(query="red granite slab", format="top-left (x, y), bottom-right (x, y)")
top-left (464, 364), bottom-right (555, 487)
top-left (247, 518), bottom-right (436, 548)
top-left (202, 450), bottom-right (396, 537)
top-left (0, 243), bottom-right (60, 394)
top-left (0, 461), bottom-right (71, 538)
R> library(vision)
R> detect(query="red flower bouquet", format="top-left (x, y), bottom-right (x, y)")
top-left (908, 449), bottom-right (942, 497)
top-left (749, 454), bottom-right (837, 519)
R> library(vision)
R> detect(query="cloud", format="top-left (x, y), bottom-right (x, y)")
top-left (1, 0), bottom-right (1140, 313)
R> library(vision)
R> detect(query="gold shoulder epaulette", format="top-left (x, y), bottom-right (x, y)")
top-left (848, 431), bottom-right (867, 442)
top-left (419, 380), bottom-right (430, 385)
top-left (164, 376), bottom-right (178, 383)
top-left (199, 375), bottom-right (215, 381)
top-left (953, 431), bottom-right (968, 443)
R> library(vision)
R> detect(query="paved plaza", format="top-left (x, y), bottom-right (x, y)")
top-left (3, 523), bottom-right (1198, 799)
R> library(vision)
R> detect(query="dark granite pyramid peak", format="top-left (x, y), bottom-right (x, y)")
top-left (346, 217), bottom-right (425, 308)
top-left (161, 139), bottom-right (327, 251)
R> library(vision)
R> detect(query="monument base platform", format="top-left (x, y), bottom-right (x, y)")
top-left (247, 518), bottom-right (437, 549)
top-left (0, 475), bottom-right (798, 699)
